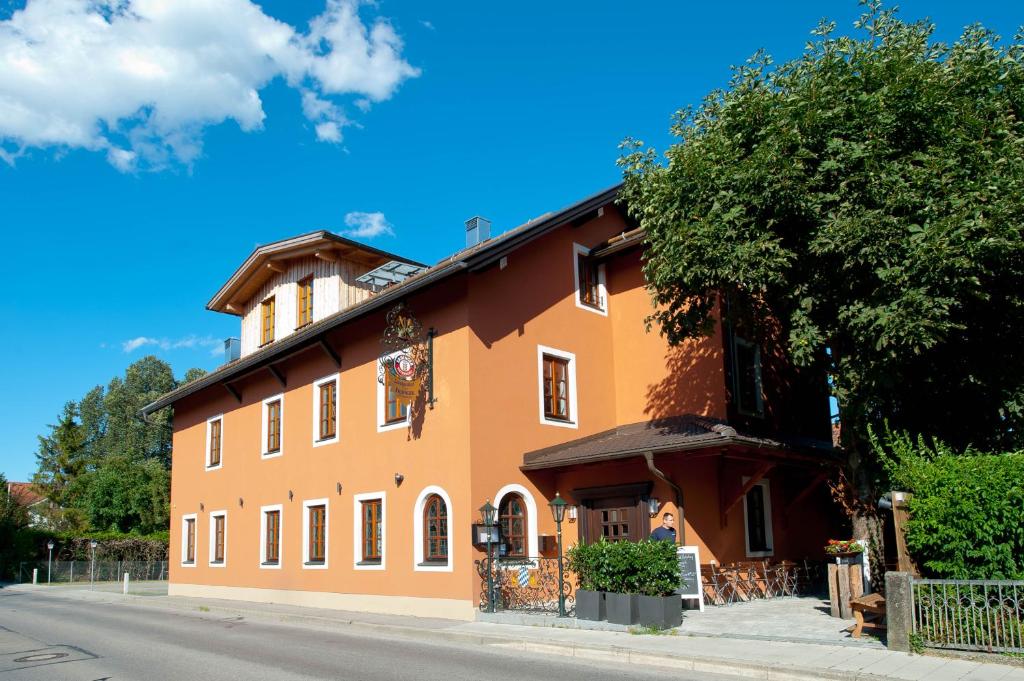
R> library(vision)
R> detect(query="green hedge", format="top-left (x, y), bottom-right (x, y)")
top-left (567, 539), bottom-right (679, 596)
top-left (874, 428), bottom-right (1024, 579)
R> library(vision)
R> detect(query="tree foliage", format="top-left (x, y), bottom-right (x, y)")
top-left (30, 356), bottom-right (198, 535)
top-left (874, 428), bottom-right (1024, 579)
top-left (619, 2), bottom-right (1024, 459)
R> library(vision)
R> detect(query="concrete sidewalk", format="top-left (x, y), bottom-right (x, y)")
top-left (8, 584), bottom-right (1024, 681)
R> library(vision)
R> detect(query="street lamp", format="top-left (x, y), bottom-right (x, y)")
top-left (548, 492), bottom-right (568, 618)
top-left (479, 500), bottom-right (497, 613)
top-left (46, 540), bottom-right (54, 584)
top-left (90, 540), bottom-right (98, 589)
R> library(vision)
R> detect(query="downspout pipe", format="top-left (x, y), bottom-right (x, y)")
top-left (643, 451), bottom-right (685, 545)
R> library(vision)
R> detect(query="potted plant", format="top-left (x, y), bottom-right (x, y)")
top-left (635, 540), bottom-right (683, 629)
top-left (604, 540), bottom-right (641, 625)
top-left (825, 539), bottom-right (864, 559)
top-left (568, 540), bottom-right (606, 621)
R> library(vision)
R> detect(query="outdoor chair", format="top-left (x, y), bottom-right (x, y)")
top-left (724, 562), bottom-right (765, 601)
top-left (760, 561), bottom-right (786, 598)
top-left (701, 564), bottom-right (737, 606)
top-left (777, 560), bottom-right (799, 597)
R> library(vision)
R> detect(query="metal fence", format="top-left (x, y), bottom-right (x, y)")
top-left (911, 578), bottom-right (1024, 653)
top-left (476, 556), bottom-right (575, 616)
top-left (19, 560), bottom-right (169, 585)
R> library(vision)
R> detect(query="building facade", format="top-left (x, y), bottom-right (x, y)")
top-left (144, 185), bottom-right (838, 620)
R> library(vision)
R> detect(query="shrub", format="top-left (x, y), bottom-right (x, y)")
top-left (568, 539), bottom-right (680, 596)
top-left (874, 427), bottom-right (1024, 579)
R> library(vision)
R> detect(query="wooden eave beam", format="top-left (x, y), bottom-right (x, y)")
top-left (720, 461), bottom-right (775, 528)
top-left (222, 382), bottom-right (242, 403)
top-left (224, 301), bottom-right (243, 315)
top-left (266, 261), bottom-right (286, 274)
top-left (318, 339), bottom-right (341, 369)
top-left (267, 364), bottom-right (286, 388)
top-left (314, 249), bottom-right (338, 263)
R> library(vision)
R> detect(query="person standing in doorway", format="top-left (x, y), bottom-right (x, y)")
top-left (650, 512), bottom-right (677, 542)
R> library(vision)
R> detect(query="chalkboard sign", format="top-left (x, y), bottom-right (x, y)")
top-left (674, 545), bottom-right (704, 612)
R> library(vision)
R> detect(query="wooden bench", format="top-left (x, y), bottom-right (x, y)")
top-left (849, 593), bottom-right (887, 638)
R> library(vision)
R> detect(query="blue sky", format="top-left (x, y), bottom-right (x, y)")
top-left (0, 1), bottom-right (1019, 481)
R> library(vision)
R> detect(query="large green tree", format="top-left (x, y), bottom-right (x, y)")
top-left (619, 3), bottom-right (1024, 529)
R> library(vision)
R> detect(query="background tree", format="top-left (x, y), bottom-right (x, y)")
top-left (619, 2), bottom-right (1024, 536)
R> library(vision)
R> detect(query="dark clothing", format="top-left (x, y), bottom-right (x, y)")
top-left (650, 526), bottom-right (676, 542)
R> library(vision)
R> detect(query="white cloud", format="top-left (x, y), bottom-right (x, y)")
top-left (343, 210), bottom-right (393, 239)
top-left (122, 334), bottom-right (222, 353)
top-left (0, 0), bottom-right (419, 171)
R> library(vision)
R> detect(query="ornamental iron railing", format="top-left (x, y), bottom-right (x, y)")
top-left (911, 578), bottom-right (1024, 653)
top-left (475, 556), bottom-right (575, 616)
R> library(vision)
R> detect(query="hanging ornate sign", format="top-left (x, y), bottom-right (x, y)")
top-left (378, 304), bottom-right (431, 408)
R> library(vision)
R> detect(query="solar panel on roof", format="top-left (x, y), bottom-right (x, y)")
top-left (355, 260), bottom-right (427, 291)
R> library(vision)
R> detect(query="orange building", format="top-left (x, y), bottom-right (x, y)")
top-left (143, 185), bottom-right (839, 620)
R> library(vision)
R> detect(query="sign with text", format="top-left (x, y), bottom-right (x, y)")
top-left (674, 545), bottom-right (704, 612)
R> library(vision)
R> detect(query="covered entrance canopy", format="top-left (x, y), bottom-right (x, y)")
top-left (522, 415), bottom-right (840, 553)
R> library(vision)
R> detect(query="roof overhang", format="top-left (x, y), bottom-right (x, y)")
top-left (207, 231), bottom-right (426, 316)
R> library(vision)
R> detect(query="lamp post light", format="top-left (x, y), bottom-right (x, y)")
top-left (479, 500), bottom-right (497, 614)
top-left (46, 540), bottom-right (54, 584)
top-left (89, 540), bottom-right (98, 589)
top-left (548, 492), bottom-right (568, 618)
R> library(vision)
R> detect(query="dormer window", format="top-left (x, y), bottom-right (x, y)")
top-left (261, 297), bottom-right (276, 345)
top-left (297, 276), bottom-right (313, 328)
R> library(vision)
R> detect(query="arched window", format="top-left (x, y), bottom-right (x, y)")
top-left (499, 494), bottom-right (528, 558)
top-left (423, 494), bottom-right (448, 562)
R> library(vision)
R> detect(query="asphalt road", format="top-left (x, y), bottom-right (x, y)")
top-left (0, 590), bottom-right (745, 681)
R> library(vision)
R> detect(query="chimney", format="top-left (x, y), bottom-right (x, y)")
top-left (465, 216), bottom-right (491, 248)
top-left (224, 338), bottom-right (241, 363)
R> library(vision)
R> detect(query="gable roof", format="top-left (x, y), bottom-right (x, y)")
top-left (207, 231), bottom-right (426, 316)
top-left (141, 184), bottom-right (623, 417)
top-left (7, 482), bottom-right (45, 507)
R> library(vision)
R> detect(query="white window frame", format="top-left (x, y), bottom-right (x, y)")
top-left (731, 336), bottom-right (765, 417)
top-left (413, 486), bottom-right (453, 572)
top-left (494, 483), bottom-right (539, 561)
top-left (261, 393), bottom-right (285, 458)
top-left (259, 503), bottom-right (283, 570)
top-left (742, 478), bottom-right (775, 558)
top-left (573, 242), bottom-right (607, 316)
top-left (353, 491), bottom-right (386, 570)
top-left (312, 373), bottom-right (340, 447)
top-left (208, 510), bottom-right (227, 568)
top-left (205, 414), bottom-right (223, 470)
top-left (180, 513), bottom-right (197, 567)
top-left (301, 498), bottom-right (329, 570)
top-left (536, 345), bottom-right (578, 429)
top-left (376, 349), bottom-right (410, 433)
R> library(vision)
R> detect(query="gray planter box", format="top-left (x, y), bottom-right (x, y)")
top-left (606, 592), bottom-right (639, 625)
top-left (638, 594), bottom-right (682, 629)
top-left (576, 589), bottom-right (606, 621)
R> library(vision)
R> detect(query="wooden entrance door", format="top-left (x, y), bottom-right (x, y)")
top-left (573, 482), bottom-right (652, 544)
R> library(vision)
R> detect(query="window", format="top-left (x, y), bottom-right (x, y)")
top-left (742, 478), bottom-right (774, 557)
top-left (261, 394), bottom-right (284, 457)
top-left (308, 505), bottom-right (325, 563)
top-left (181, 514), bottom-right (197, 566)
top-left (423, 494), bottom-right (448, 563)
top-left (297, 277), bottom-right (313, 328)
top-left (354, 492), bottom-right (385, 569)
top-left (301, 498), bottom-right (329, 569)
top-left (498, 493), bottom-right (528, 558)
top-left (537, 345), bottom-right (577, 428)
top-left (573, 243), bottom-right (607, 315)
top-left (731, 335), bottom-right (764, 417)
top-left (261, 506), bottom-right (281, 567)
top-left (209, 511), bottom-right (227, 566)
top-left (362, 499), bottom-right (382, 562)
top-left (206, 416), bottom-right (223, 469)
top-left (377, 351), bottom-right (412, 432)
top-left (542, 355), bottom-right (570, 421)
top-left (261, 296), bottom-right (276, 345)
top-left (413, 487), bottom-right (453, 571)
top-left (599, 507), bottom-right (632, 542)
top-left (313, 374), bottom-right (339, 445)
